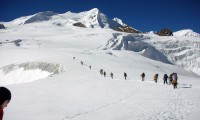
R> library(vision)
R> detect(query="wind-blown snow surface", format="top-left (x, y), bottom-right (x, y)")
top-left (174, 29), bottom-right (200, 37)
top-left (0, 10), bottom-right (200, 120)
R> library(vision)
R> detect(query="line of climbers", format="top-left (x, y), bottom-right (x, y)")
top-left (141, 72), bottom-right (178, 89)
top-left (73, 57), bottom-right (178, 89)
top-left (74, 56), bottom-right (128, 80)
top-left (100, 69), bottom-right (128, 80)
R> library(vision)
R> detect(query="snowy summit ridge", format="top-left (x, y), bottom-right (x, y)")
top-left (74, 8), bottom-right (129, 29)
top-left (79, 8), bottom-right (114, 28)
top-left (24, 11), bottom-right (57, 24)
top-left (9, 8), bottom-right (136, 31)
top-left (174, 29), bottom-right (200, 37)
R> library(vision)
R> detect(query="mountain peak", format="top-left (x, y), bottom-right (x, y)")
top-left (84, 8), bottom-right (101, 17)
top-left (80, 8), bottom-right (110, 28)
top-left (89, 8), bottom-right (100, 13)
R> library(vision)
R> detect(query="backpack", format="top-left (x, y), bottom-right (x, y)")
top-left (154, 74), bottom-right (158, 80)
top-left (173, 73), bottom-right (177, 80)
top-left (141, 73), bottom-right (145, 77)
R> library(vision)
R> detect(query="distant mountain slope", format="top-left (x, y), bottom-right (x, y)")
top-left (174, 29), bottom-right (200, 37)
top-left (24, 11), bottom-right (57, 24)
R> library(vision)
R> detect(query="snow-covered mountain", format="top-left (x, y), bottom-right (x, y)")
top-left (9, 8), bottom-right (136, 31)
top-left (174, 29), bottom-right (200, 37)
top-left (0, 8), bottom-right (200, 120)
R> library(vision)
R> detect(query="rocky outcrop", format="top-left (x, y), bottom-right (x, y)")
top-left (73, 22), bottom-right (86, 28)
top-left (0, 24), bottom-right (5, 29)
top-left (156, 28), bottom-right (173, 36)
top-left (115, 26), bottom-right (141, 33)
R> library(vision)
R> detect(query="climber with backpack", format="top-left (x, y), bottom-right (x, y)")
top-left (172, 73), bottom-right (178, 89)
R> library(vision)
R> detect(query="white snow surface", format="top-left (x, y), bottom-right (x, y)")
top-left (0, 8), bottom-right (200, 120)
top-left (174, 29), bottom-right (200, 37)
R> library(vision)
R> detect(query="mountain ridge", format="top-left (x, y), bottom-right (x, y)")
top-left (173, 29), bottom-right (200, 37)
top-left (6, 8), bottom-right (140, 33)
top-left (3, 8), bottom-right (200, 36)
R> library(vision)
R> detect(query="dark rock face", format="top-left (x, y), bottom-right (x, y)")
top-left (156, 28), bottom-right (173, 36)
top-left (73, 22), bottom-right (86, 28)
top-left (115, 26), bottom-right (141, 33)
top-left (0, 24), bottom-right (5, 29)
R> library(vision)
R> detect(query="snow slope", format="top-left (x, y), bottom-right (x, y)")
top-left (0, 8), bottom-right (200, 120)
top-left (174, 29), bottom-right (200, 37)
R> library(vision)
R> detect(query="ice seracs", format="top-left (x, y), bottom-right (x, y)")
top-left (0, 62), bottom-right (63, 85)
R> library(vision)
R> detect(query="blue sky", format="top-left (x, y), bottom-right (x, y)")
top-left (0, 0), bottom-right (200, 33)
